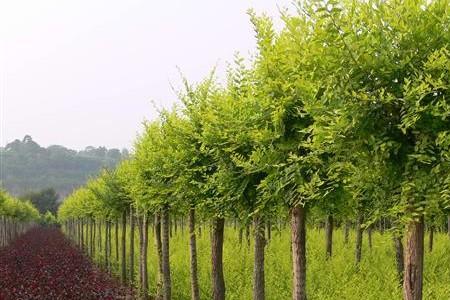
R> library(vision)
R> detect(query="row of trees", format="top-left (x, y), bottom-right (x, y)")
top-left (0, 190), bottom-right (40, 248)
top-left (58, 1), bottom-right (450, 300)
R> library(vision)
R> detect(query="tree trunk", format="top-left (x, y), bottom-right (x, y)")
top-left (325, 215), bottom-right (333, 258)
top-left (253, 214), bottom-right (266, 300)
top-left (138, 215), bottom-right (149, 300)
top-left (245, 224), bottom-right (251, 247)
top-left (138, 217), bottom-right (144, 293)
top-left (92, 220), bottom-right (96, 256)
top-left (81, 219), bottom-right (85, 251)
top-left (161, 207), bottom-right (172, 300)
top-left (98, 220), bottom-right (102, 253)
top-left (211, 217), bottom-right (225, 300)
top-left (394, 234), bottom-right (404, 286)
top-left (266, 221), bottom-right (272, 242)
top-left (291, 205), bottom-right (307, 300)
top-left (115, 220), bottom-right (119, 263)
top-left (368, 226), bottom-right (373, 250)
top-left (448, 215), bottom-right (450, 238)
top-left (121, 211), bottom-right (127, 284)
top-left (189, 208), bottom-right (200, 300)
top-left (130, 208), bottom-right (135, 284)
top-left (355, 213), bottom-right (364, 264)
top-left (143, 215), bottom-right (149, 300)
top-left (105, 221), bottom-right (109, 271)
top-left (403, 216), bottom-right (424, 300)
top-left (155, 213), bottom-right (164, 299)
top-left (344, 222), bottom-right (350, 245)
top-left (428, 225), bottom-right (434, 253)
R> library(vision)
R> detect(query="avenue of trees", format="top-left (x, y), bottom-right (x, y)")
top-left (58, 1), bottom-right (450, 300)
top-left (0, 190), bottom-right (40, 248)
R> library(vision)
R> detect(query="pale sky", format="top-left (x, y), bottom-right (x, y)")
top-left (0, 0), bottom-right (293, 150)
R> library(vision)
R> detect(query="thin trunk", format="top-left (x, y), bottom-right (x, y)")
top-left (138, 215), bottom-right (149, 300)
top-left (189, 208), bottom-right (200, 300)
top-left (291, 205), bottom-right (307, 300)
top-left (245, 224), bottom-right (251, 247)
top-left (142, 215), bottom-right (149, 300)
top-left (344, 222), bottom-right (350, 245)
top-left (105, 221), bottom-right (109, 271)
top-left (394, 234), bottom-right (404, 286)
top-left (355, 213), bottom-right (364, 264)
top-left (325, 215), bottom-right (333, 258)
top-left (121, 211), bottom-right (127, 284)
top-left (266, 221), bottom-right (272, 242)
top-left (92, 220), bottom-right (96, 257)
top-left (155, 213), bottom-right (164, 299)
top-left (138, 217), bottom-right (143, 292)
top-left (403, 216), bottom-right (424, 300)
top-left (211, 217), bottom-right (225, 300)
top-left (253, 214), bottom-right (266, 300)
top-left (98, 220), bottom-right (102, 253)
top-left (448, 215), bottom-right (450, 238)
top-left (81, 219), bottom-right (84, 251)
top-left (368, 226), bottom-right (373, 250)
top-left (115, 220), bottom-right (119, 262)
top-left (130, 208), bottom-right (135, 284)
top-left (428, 225), bottom-right (434, 253)
top-left (161, 207), bottom-right (172, 300)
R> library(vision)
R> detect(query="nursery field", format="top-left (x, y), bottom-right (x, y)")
top-left (0, 227), bottom-right (132, 300)
top-left (81, 225), bottom-right (450, 300)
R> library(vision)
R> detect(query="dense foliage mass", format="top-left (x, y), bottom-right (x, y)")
top-left (20, 188), bottom-right (60, 214)
top-left (0, 189), bottom-right (40, 248)
top-left (0, 227), bottom-right (133, 299)
top-left (58, 1), bottom-right (449, 300)
top-left (0, 135), bottom-right (127, 196)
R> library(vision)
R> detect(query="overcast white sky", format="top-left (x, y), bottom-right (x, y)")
top-left (0, 0), bottom-right (294, 150)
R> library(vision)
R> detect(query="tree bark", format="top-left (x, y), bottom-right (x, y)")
top-left (245, 224), bottom-right (251, 247)
top-left (138, 215), bottom-right (149, 300)
top-left (121, 211), bottom-right (127, 284)
top-left (253, 214), bottom-right (266, 300)
top-left (142, 215), bottom-right (149, 300)
top-left (98, 220), bottom-right (102, 253)
top-left (189, 208), bottom-right (200, 300)
top-left (138, 217), bottom-right (143, 293)
top-left (448, 215), bottom-right (450, 238)
top-left (355, 213), bottom-right (364, 264)
top-left (115, 219), bottom-right (119, 262)
top-left (155, 213), bottom-right (164, 299)
top-left (428, 225), bottom-right (434, 253)
top-left (81, 219), bottom-right (85, 251)
top-left (394, 234), bottom-right (404, 286)
top-left (239, 227), bottom-right (243, 245)
top-left (105, 221), bottom-right (109, 271)
top-left (130, 208), bottom-right (135, 284)
top-left (325, 215), bottom-right (333, 258)
top-left (344, 222), bottom-right (350, 245)
top-left (266, 221), bottom-right (272, 242)
top-left (291, 205), bottom-right (307, 300)
top-left (161, 207), bottom-right (172, 300)
top-left (368, 226), bottom-right (373, 250)
top-left (211, 217), bottom-right (226, 300)
top-left (403, 216), bottom-right (424, 300)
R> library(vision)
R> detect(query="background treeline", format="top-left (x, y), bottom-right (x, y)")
top-left (0, 135), bottom-right (128, 197)
top-left (58, 1), bottom-right (450, 300)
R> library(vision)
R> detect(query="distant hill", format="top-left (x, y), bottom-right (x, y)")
top-left (0, 135), bottom-right (128, 197)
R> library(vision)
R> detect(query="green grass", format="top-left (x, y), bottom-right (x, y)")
top-left (76, 225), bottom-right (450, 299)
